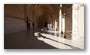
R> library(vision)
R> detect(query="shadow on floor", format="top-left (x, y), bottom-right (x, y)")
top-left (4, 29), bottom-right (57, 49)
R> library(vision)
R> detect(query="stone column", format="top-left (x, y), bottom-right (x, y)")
top-left (59, 4), bottom-right (62, 36)
top-left (72, 4), bottom-right (79, 40)
top-left (61, 14), bottom-right (65, 37)
top-left (55, 19), bottom-right (57, 31)
top-left (52, 18), bottom-right (55, 29)
top-left (72, 4), bottom-right (84, 41)
top-left (78, 5), bottom-right (84, 40)
top-left (57, 18), bottom-right (59, 31)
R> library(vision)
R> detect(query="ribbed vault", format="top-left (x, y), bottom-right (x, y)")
top-left (27, 4), bottom-right (60, 27)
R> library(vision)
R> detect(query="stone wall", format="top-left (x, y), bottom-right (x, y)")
top-left (4, 4), bottom-right (26, 34)
top-left (4, 17), bottom-right (26, 34)
top-left (4, 4), bottom-right (25, 19)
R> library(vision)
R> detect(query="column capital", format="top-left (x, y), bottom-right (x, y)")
top-left (73, 4), bottom-right (80, 10)
top-left (73, 4), bottom-right (84, 10)
top-left (79, 4), bottom-right (84, 7)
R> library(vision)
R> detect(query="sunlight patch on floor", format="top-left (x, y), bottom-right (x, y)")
top-left (37, 37), bottom-right (72, 49)
top-left (34, 31), bottom-right (84, 49)
top-left (41, 33), bottom-right (84, 49)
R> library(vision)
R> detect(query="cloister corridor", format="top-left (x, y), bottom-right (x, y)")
top-left (4, 4), bottom-right (84, 49)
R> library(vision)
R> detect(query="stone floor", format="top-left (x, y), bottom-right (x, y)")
top-left (4, 28), bottom-right (84, 49)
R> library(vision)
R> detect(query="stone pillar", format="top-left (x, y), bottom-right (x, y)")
top-left (72, 4), bottom-right (84, 41)
top-left (52, 18), bottom-right (54, 29)
top-left (56, 18), bottom-right (59, 31)
top-left (59, 4), bottom-right (62, 35)
top-left (72, 4), bottom-right (79, 40)
top-left (52, 18), bottom-right (55, 29)
top-left (55, 19), bottom-right (57, 31)
top-left (61, 14), bottom-right (65, 37)
top-left (78, 5), bottom-right (84, 40)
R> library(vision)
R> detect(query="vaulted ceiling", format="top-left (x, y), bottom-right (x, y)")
top-left (26, 4), bottom-right (72, 21)
top-left (4, 4), bottom-right (72, 23)
top-left (26, 4), bottom-right (60, 22)
top-left (4, 4), bottom-right (72, 27)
